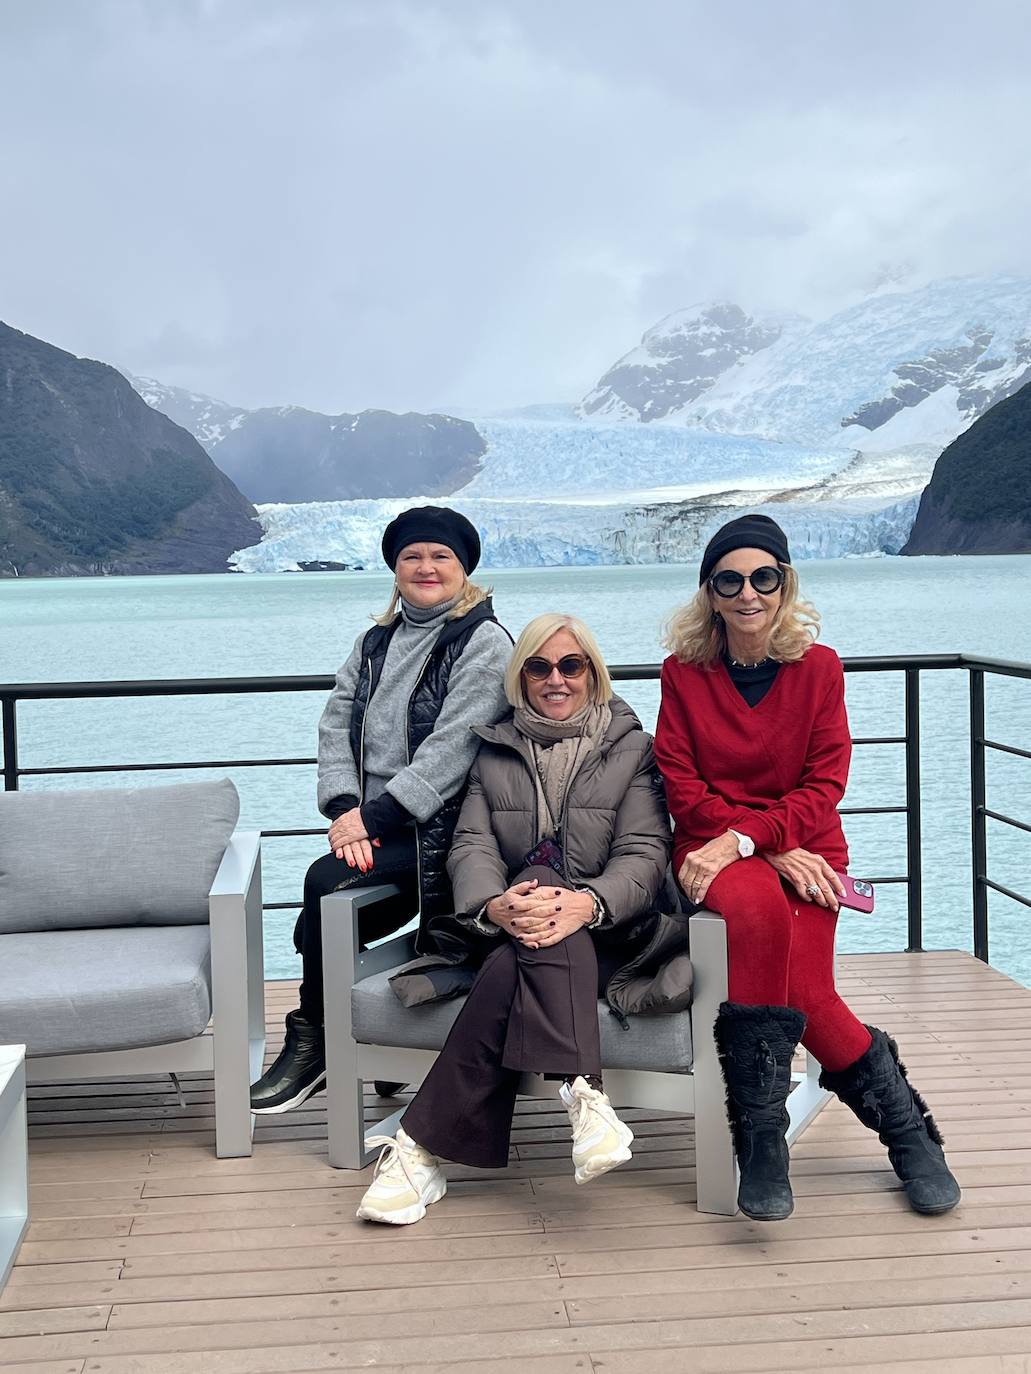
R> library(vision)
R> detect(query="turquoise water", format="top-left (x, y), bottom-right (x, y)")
top-left (2, 557), bottom-right (1030, 984)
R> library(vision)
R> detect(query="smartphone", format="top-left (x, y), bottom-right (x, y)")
top-left (522, 837), bottom-right (565, 874)
top-left (834, 873), bottom-right (875, 913)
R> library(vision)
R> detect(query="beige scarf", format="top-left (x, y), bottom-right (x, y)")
top-left (513, 701), bottom-right (612, 841)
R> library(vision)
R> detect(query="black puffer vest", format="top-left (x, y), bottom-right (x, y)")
top-left (348, 598), bottom-right (506, 939)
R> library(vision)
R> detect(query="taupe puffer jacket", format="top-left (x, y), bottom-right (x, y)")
top-left (449, 697), bottom-right (671, 923)
top-left (390, 699), bottom-right (692, 1020)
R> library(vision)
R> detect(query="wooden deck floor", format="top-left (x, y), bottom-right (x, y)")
top-left (6, 951), bottom-right (1031, 1373)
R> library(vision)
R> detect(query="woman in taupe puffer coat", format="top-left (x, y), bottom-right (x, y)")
top-left (357, 613), bottom-right (683, 1228)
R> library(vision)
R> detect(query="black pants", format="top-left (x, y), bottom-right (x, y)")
top-left (295, 831), bottom-right (419, 1025)
top-left (402, 869), bottom-right (616, 1168)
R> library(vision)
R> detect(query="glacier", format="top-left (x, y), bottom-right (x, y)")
top-left (229, 441), bottom-right (931, 572)
top-left (457, 420), bottom-right (843, 501)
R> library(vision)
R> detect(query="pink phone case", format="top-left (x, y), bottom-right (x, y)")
top-left (835, 873), bottom-right (875, 913)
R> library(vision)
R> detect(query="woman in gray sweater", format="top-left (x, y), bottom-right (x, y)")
top-left (250, 506), bottom-right (512, 1114)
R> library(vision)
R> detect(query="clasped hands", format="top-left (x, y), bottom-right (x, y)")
top-left (327, 807), bottom-right (380, 871)
top-left (486, 879), bottom-right (595, 948)
top-left (678, 835), bottom-right (846, 911)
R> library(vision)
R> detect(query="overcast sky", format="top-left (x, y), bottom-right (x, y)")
top-left (2, 0), bottom-right (1031, 414)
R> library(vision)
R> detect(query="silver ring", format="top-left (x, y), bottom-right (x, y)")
top-left (805, 883), bottom-right (820, 897)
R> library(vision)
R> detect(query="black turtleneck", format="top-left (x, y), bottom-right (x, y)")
top-left (723, 654), bottom-right (781, 708)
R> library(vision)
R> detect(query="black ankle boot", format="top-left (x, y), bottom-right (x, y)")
top-left (250, 1009), bottom-right (326, 1114)
top-left (714, 1002), bottom-right (806, 1221)
top-left (820, 1026), bottom-right (961, 1216)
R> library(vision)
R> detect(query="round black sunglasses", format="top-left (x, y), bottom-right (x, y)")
top-left (708, 565), bottom-right (785, 598)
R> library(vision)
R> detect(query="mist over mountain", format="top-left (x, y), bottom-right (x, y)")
top-left (0, 324), bottom-right (260, 577)
top-left (129, 376), bottom-right (485, 503)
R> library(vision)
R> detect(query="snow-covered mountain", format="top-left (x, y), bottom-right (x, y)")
top-left (126, 375), bottom-right (248, 448)
top-left (582, 276), bottom-right (1031, 450)
top-left (579, 303), bottom-right (794, 423)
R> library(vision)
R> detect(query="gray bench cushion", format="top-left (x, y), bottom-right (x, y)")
top-left (0, 926), bottom-right (212, 1055)
top-left (0, 780), bottom-right (239, 933)
top-left (352, 969), bottom-right (693, 1073)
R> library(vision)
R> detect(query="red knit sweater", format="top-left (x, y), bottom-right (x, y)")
top-left (654, 642), bottom-right (851, 873)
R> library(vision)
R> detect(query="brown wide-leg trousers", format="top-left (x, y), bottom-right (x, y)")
top-left (401, 867), bottom-right (614, 1168)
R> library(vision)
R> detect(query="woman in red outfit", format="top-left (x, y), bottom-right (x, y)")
top-left (655, 513), bottom-right (960, 1222)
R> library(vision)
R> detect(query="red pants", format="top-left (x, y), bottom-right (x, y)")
top-left (703, 858), bottom-right (872, 1072)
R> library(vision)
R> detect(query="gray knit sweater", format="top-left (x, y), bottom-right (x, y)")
top-left (317, 598), bottom-right (511, 822)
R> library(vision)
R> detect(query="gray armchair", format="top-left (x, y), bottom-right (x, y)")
top-left (320, 886), bottom-right (831, 1215)
top-left (0, 779), bottom-right (265, 1158)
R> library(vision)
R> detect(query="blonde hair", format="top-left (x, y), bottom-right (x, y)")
top-left (505, 613), bottom-right (613, 709)
top-left (663, 563), bottom-right (820, 665)
top-left (374, 576), bottom-right (492, 626)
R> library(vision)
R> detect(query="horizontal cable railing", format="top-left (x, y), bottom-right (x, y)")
top-left (2, 654), bottom-right (1028, 954)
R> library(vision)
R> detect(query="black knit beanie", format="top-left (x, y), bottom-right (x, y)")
top-left (698, 513), bottom-right (791, 585)
top-left (380, 506), bottom-right (481, 574)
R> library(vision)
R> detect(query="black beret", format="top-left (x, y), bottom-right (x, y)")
top-left (381, 505), bottom-right (481, 574)
top-left (699, 513), bottom-right (791, 585)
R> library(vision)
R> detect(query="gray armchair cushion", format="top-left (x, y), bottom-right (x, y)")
top-left (0, 926), bottom-right (212, 1055)
top-left (0, 779), bottom-right (239, 933)
top-left (352, 969), bottom-right (693, 1073)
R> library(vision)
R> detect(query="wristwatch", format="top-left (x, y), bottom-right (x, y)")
top-left (577, 886), bottom-right (606, 928)
top-left (728, 829), bottom-right (755, 859)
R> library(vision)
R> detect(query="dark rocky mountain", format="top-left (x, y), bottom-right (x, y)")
top-left (902, 378), bottom-right (1031, 555)
top-left (0, 323), bottom-right (261, 576)
top-left (578, 302), bottom-right (787, 422)
top-left (128, 377), bottom-right (486, 503)
top-left (211, 406), bottom-right (486, 503)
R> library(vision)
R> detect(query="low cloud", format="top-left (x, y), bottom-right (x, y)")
top-left (2, 0), bottom-right (1030, 413)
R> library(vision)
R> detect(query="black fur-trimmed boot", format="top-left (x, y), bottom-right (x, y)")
top-left (714, 1002), bottom-right (806, 1221)
top-left (820, 1026), bottom-right (961, 1216)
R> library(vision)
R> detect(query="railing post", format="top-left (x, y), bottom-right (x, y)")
top-left (1, 697), bottom-right (17, 791)
top-left (970, 668), bottom-right (989, 962)
top-left (904, 669), bottom-right (923, 952)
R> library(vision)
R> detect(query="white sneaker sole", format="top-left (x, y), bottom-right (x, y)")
top-left (250, 1071), bottom-right (327, 1115)
top-left (356, 1174), bottom-right (447, 1225)
top-left (573, 1123), bottom-right (635, 1185)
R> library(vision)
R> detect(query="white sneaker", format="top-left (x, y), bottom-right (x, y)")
top-left (560, 1076), bottom-right (634, 1185)
top-left (355, 1127), bottom-right (446, 1225)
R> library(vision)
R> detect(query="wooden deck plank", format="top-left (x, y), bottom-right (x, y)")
top-left (0, 1299), bottom-right (570, 1363)
top-left (595, 1331), bottom-right (1031, 1372)
top-left (8, 952), bottom-right (1031, 1373)
top-left (0, 1310), bottom-right (110, 1339)
top-left (0, 1257), bottom-right (561, 1313)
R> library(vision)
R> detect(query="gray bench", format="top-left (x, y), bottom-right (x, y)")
top-left (0, 780), bottom-right (265, 1159)
top-left (321, 885), bottom-right (831, 1215)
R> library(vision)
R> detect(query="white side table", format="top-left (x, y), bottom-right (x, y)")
top-left (0, 1044), bottom-right (28, 1291)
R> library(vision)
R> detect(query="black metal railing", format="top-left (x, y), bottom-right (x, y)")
top-left (2, 654), bottom-right (1028, 956)
top-left (967, 657), bottom-right (1031, 962)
